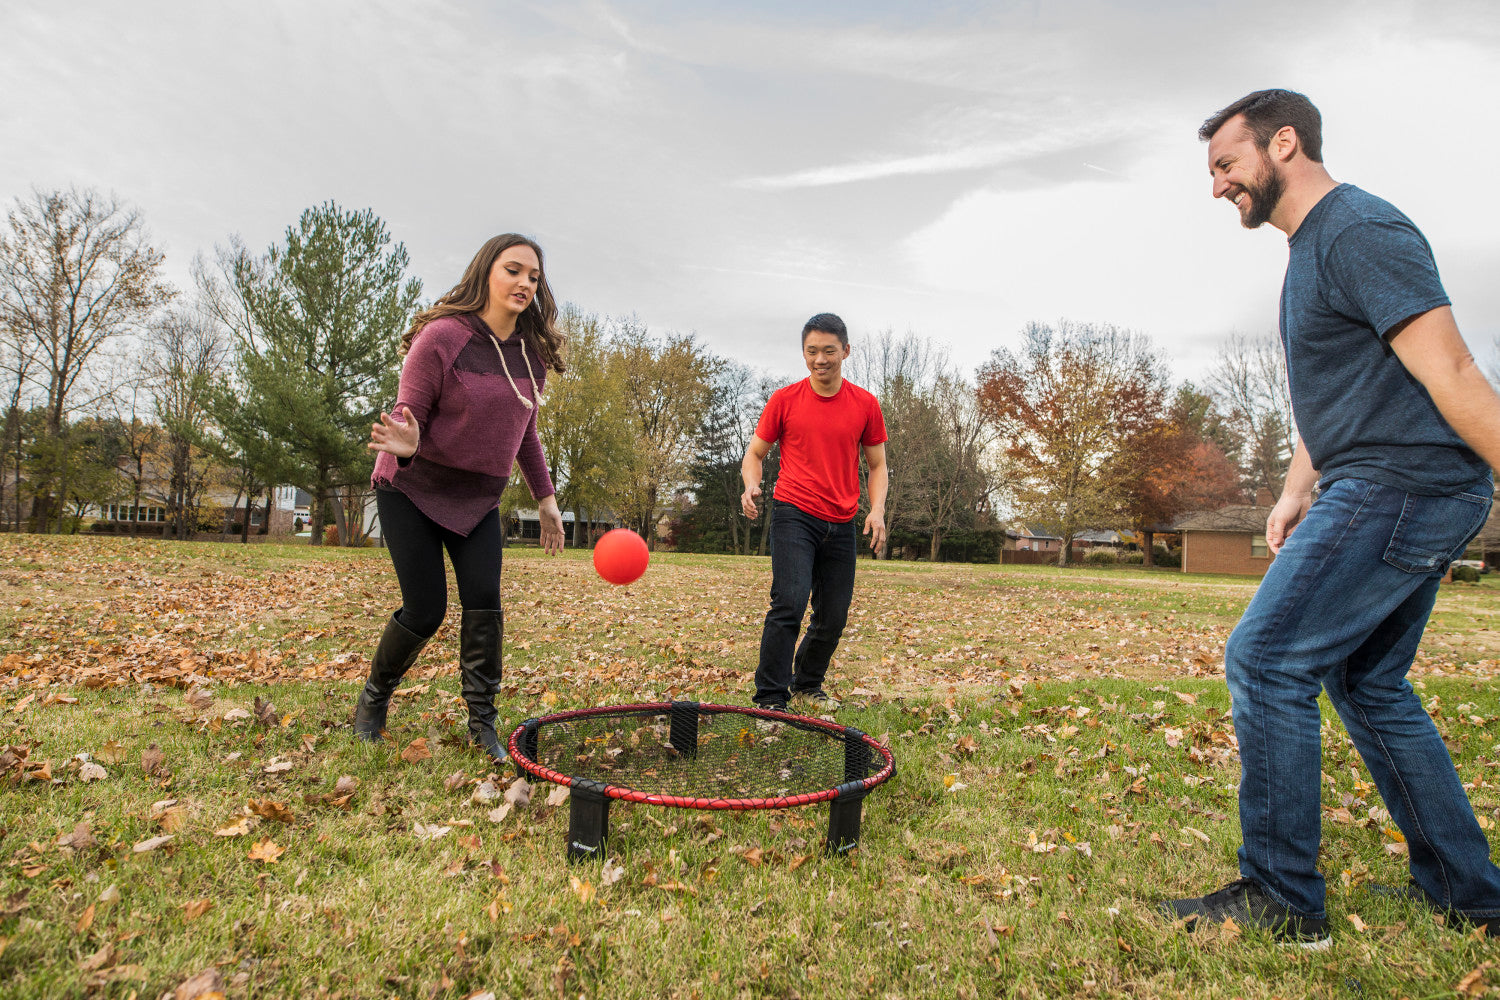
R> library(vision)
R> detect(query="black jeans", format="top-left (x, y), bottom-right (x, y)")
top-left (754, 500), bottom-right (858, 706)
top-left (376, 488), bottom-right (502, 638)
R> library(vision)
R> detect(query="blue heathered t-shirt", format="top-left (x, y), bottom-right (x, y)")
top-left (1280, 183), bottom-right (1487, 495)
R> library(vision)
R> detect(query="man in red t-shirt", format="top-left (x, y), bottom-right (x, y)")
top-left (741, 313), bottom-right (889, 711)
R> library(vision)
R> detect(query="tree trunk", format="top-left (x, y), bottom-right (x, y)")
top-left (1057, 534), bottom-right (1073, 567)
top-left (929, 529), bottom-right (942, 562)
top-left (1142, 530), bottom-right (1155, 567)
top-left (259, 484), bottom-right (273, 536)
top-left (222, 485), bottom-right (243, 539)
top-left (332, 491), bottom-right (349, 546)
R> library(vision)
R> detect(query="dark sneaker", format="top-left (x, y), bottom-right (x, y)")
top-left (753, 700), bottom-right (789, 714)
top-left (1367, 880), bottom-right (1500, 937)
top-left (1160, 877), bottom-right (1331, 949)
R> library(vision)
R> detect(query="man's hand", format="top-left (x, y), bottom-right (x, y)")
top-left (368, 406), bottom-right (419, 458)
top-left (1266, 491), bottom-right (1312, 554)
top-left (538, 496), bottom-right (566, 555)
top-left (741, 484), bottom-right (762, 520)
top-left (863, 508), bottom-right (886, 555)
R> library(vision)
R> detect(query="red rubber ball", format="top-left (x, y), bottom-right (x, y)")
top-left (593, 528), bottom-right (650, 585)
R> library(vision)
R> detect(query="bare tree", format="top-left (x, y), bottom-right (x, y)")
top-left (143, 305), bottom-right (229, 538)
top-left (1207, 332), bottom-right (1295, 498)
top-left (608, 318), bottom-right (716, 547)
top-left (0, 188), bottom-right (172, 531)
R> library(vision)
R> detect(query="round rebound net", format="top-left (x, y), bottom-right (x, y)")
top-left (507, 701), bottom-right (896, 861)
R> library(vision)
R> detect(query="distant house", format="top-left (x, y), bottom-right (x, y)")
top-left (1173, 504), bottom-right (1275, 576)
top-left (1072, 529), bottom-right (1125, 550)
top-left (1004, 524), bottom-right (1062, 552)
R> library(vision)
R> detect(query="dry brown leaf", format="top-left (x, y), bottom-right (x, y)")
top-left (742, 847), bottom-right (764, 866)
top-left (214, 817), bottom-right (252, 838)
top-left (78, 943), bottom-right (114, 972)
top-left (333, 775), bottom-right (358, 796)
top-left (657, 881), bottom-right (698, 896)
top-left (504, 778), bottom-right (532, 807)
top-left (600, 857), bottom-right (626, 886)
top-left (185, 686), bottom-right (214, 711)
top-left (413, 823), bottom-right (451, 841)
top-left (79, 762), bottom-right (107, 782)
top-left (133, 835), bottom-right (174, 853)
top-left (1345, 913), bottom-right (1367, 933)
top-left (546, 785), bottom-right (570, 807)
top-left (401, 739), bottom-right (432, 764)
top-left (787, 854), bottom-right (813, 872)
top-left (141, 745), bottom-right (167, 777)
top-left (247, 838), bottom-right (284, 864)
top-left (248, 799), bottom-right (294, 824)
top-left (1457, 962), bottom-right (1495, 998)
top-left (75, 903), bottom-right (95, 934)
top-left (444, 770), bottom-right (468, 792)
top-left (183, 898), bottom-right (213, 921)
top-left (174, 966), bottom-right (224, 1000)
top-left (57, 821), bottom-right (95, 851)
top-left (97, 740), bottom-right (126, 764)
top-left (252, 696), bottom-right (279, 727)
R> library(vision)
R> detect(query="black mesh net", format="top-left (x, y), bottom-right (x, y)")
top-left (524, 706), bottom-right (883, 803)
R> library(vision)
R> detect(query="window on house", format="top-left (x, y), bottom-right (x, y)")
top-left (1251, 534), bottom-right (1269, 558)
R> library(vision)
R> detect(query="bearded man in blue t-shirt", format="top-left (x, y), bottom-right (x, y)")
top-left (1162, 89), bottom-right (1500, 948)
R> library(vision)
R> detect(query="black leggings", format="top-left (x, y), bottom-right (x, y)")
top-left (376, 488), bottom-right (502, 638)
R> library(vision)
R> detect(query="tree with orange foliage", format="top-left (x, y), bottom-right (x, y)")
top-left (977, 320), bottom-right (1166, 566)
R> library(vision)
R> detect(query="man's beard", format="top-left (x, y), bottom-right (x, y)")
top-left (1241, 154), bottom-right (1284, 230)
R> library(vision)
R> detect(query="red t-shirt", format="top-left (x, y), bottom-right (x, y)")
top-left (756, 378), bottom-right (887, 522)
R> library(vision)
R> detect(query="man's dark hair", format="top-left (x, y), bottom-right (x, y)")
top-left (801, 312), bottom-right (848, 346)
top-left (1199, 89), bottom-right (1324, 163)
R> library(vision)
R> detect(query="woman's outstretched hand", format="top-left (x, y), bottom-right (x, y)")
top-left (369, 406), bottom-right (420, 458)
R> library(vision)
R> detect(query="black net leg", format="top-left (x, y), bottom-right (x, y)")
top-left (567, 778), bottom-right (610, 862)
top-left (826, 783), bottom-right (868, 855)
top-left (517, 719), bottom-right (540, 781)
top-left (669, 700), bottom-right (700, 759)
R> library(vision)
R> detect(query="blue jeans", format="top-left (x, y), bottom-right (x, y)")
top-left (1227, 476), bottom-right (1498, 919)
top-left (754, 500), bottom-right (858, 706)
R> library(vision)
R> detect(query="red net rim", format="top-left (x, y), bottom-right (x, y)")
top-left (505, 701), bottom-right (896, 811)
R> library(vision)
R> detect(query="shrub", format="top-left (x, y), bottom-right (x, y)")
top-left (1452, 565), bottom-right (1481, 584)
top-left (1121, 551), bottom-right (1144, 565)
top-left (324, 524), bottom-right (340, 546)
top-left (1154, 545), bottom-right (1182, 568)
top-left (1085, 549), bottom-right (1117, 565)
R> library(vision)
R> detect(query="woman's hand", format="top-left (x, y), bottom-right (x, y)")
top-left (369, 406), bottom-right (420, 458)
top-left (538, 496), bottom-right (566, 555)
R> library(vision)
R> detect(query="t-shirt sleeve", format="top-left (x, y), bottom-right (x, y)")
top-left (862, 396), bottom-right (888, 447)
top-left (754, 392), bottom-right (785, 444)
top-left (1323, 220), bottom-right (1450, 339)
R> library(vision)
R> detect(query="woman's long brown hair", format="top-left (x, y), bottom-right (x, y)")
top-left (400, 234), bottom-right (567, 373)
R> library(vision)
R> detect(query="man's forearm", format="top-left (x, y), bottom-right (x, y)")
top-left (1425, 362), bottom-right (1500, 473)
top-left (741, 454), bottom-right (763, 494)
top-left (867, 464), bottom-right (889, 514)
top-left (1282, 437), bottom-right (1319, 497)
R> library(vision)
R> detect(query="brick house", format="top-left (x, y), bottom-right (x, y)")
top-left (1173, 504), bottom-right (1275, 576)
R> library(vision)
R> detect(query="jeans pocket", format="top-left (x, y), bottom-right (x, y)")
top-left (1382, 491), bottom-right (1491, 574)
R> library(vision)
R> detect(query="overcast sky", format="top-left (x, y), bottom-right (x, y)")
top-left (4, 0), bottom-right (1497, 385)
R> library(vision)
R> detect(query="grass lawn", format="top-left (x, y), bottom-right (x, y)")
top-left (2, 534), bottom-right (1499, 999)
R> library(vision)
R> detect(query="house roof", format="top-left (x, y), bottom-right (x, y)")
top-left (1006, 523), bottom-right (1062, 540)
top-left (1173, 505), bottom-right (1273, 533)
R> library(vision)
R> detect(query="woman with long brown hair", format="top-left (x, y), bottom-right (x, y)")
top-left (354, 234), bottom-right (566, 762)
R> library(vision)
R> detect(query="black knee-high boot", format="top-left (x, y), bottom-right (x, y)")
top-left (460, 608), bottom-right (506, 762)
top-left (352, 613), bottom-right (429, 740)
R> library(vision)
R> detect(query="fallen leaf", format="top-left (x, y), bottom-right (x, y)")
top-left (57, 821), bottom-right (95, 851)
top-left (185, 687), bottom-right (214, 712)
top-left (79, 762), bottom-right (107, 783)
top-left (546, 785), bottom-right (570, 807)
top-left (413, 823), bottom-right (451, 841)
top-left (97, 740), bottom-right (126, 764)
top-left (401, 739), bottom-right (432, 764)
top-left (444, 770), bottom-right (467, 792)
top-left (141, 745), bottom-right (167, 777)
top-left (569, 876), bottom-right (595, 904)
top-left (472, 780), bottom-right (501, 805)
top-left (742, 847), bottom-right (764, 867)
top-left (504, 779), bottom-right (532, 807)
top-left (248, 799), bottom-right (294, 824)
top-left (600, 857), bottom-right (626, 886)
top-left (78, 943), bottom-right (114, 972)
top-left (1457, 962), bottom-right (1495, 998)
top-left (247, 838), bottom-right (285, 863)
top-left (133, 835), bottom-right (174, 853)
top-left (486, 803), bottom-right (513, 824)
top-left (183, 899), bottom-right (213, 921)
top-left (174, 966), bottom-right (224, 1000)
top-left (333, 775), bottom-right (358, 796)
top-left (214, 817), bottom-right (253, 838)
top-left (10, 694), bottom-right (35, 714)
top-left (1173, 691), bottom-right (1198, 705)
top-left (1346, 913), bottom-right (1367, 933)
top-left (657, 881), bottom-right (698, 896)
top-left (75, 903), bottom-right (95, 934)
top-left (222, 708), bottom-right (251, 722)
top-left (253, 697), bottom-right (279, 727)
